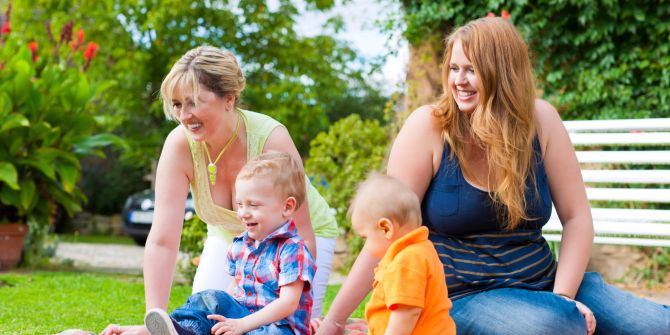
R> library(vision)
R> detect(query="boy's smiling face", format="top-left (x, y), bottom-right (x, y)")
top-left (235, 175), bottom-right (295, 242)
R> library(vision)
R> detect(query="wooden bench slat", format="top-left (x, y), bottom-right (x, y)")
top-left (551, 208), bottom-right (670, 222)
top-left (576, 151), bottom-right (670, 164)
top-left (570, 132), bottom-right (670, 146)
top-left (543, 234), bottom-right (670, 247)
top-left (544, 220), bottom-right (670, 236)
top-left (581, 170), bottom-right (670, 183)
top-left (564, 118), bottom-right (670, 132)
top-left (545, 118), bottom-right (670, 247)
top-left (586, 187), bottom-right (670, 202)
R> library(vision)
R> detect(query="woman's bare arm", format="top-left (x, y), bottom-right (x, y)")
top-left (535, 99), bottom-right (593, 299)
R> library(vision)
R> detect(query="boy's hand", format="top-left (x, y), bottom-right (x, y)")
top-left (98, 325), bottom-right (148, 335)
top-left (208, 315), bottom-right (249, 335)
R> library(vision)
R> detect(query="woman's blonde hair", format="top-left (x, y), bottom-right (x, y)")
top-left (160, 46), bottom-right (246, 120)
top-left (435, 17), bottom-right (537, 230)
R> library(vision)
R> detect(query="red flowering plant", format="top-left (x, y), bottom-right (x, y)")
top-left (0, 3), bottom-right (122, 266)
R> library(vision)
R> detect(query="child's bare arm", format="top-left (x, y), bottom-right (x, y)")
top-left (384, 305), bottom-right (422, 335)
top-left (225, 281), bottom-right (235, 296)
top-left (208, 280), bottom-right (305, 335)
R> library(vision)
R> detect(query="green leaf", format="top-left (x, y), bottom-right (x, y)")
top-left (24, 158), bottom-right (56, 180)
top-left (57, 163), bottom-right (79, 194)
top-left (73, 133), bottom-right (127, 155)
top-left (0, 186), bottom-right (21, 210)
top-left (19, 179), bottom-right (36, 210)
top-left (0, 161), bottom-right (20, 190)
top-left (73, 74), bottom-right (92, 108)
top-left (0, 92), bottom-right (12, 117)
top-left (8, 59), bottom-right (33, 106)
top-left (0, 114), bottom-right (30, 133)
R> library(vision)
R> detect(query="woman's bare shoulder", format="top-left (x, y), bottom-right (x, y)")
top-left (160, 125), bottom-right (193, 167)
top-left (404, 104), bottom-right (443, 136)
top-left (533, 99), bottom-right (569, 155)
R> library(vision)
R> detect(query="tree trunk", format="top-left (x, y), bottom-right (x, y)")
top-left (404, 33), bottom-right (445, 114)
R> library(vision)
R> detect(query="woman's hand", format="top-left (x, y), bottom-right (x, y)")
top-left (574, 300), bottom-right (597, 335)
top-left (312, 318), bottom-right (345, 335)
top-left (557, 294), bottom-right (596, 335)
top-left (98, 325), bottom-right (148, 335)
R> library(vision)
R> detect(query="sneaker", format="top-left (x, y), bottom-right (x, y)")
top-left (144, 308), bottom-right (178, 335)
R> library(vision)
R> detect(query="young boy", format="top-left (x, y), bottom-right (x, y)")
top-left (144, 152), bottom-right (316, 335)
top-left (349, 173), bottom-right (456, 335)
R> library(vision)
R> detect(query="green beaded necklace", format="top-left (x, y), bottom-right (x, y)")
top-left (203, 111), bottom-right (241, 186)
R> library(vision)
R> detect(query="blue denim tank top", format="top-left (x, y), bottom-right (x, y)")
top-left (422, 138), bottom-right (557, 300)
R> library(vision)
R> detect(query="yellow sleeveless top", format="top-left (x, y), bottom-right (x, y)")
top-left (186, 109), bottom-right (339, 241)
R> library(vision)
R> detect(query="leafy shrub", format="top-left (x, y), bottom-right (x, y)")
top-left (177, 213), bottom-right (207, 284)
top-left (0, 14), bottom-right (119, 265)
top-left (306, 114), bottom-right (390, 267)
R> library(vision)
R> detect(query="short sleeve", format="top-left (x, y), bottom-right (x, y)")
top-left (277, 239), bottom-right (316, 288)
top-left (381, 250), bottom-right (427, 310)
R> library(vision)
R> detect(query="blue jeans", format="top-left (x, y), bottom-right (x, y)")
top-left (451, 272), bottom-right (670, 335)
top-left (170, 289), bottom-right (294, 335)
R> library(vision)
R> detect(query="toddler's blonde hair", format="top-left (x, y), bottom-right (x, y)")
top-left (237, 152), bottom-right (306, 208)
top-left (349, 173), bottom-right (422, 228)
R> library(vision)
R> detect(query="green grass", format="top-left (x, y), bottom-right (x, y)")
top-left (57, 234), bottom-right (136, 245)
top-left (0, 271), bottom-right (366, 334)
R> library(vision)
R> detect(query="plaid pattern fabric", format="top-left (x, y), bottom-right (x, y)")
top-left (227, 220), bottom-right (316, 335)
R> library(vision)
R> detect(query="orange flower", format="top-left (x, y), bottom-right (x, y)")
top-left (72, 28), bottom-right (84, 50)
top-left (28, 41), bottom-right (38, 62)
top-left (501, 10), bottom-right (511, 20)
top-left (83, 42), bottom-right (98, 62)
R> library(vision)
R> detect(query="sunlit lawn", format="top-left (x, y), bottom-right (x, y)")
top-left (57, 234), bottom-right (136, 245)
top-left (0, 271), bottom-right (366, 334)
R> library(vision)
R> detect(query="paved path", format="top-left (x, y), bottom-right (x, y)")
top-left (55, 243), bottom-right (669, 304)
top-left (55, 242), bottom-right (145, 274)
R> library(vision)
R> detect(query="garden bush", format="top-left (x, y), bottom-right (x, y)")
top-left (0, 9), bottom-right (120, 265)
top-left (306, 114), bottom-right (390, 268)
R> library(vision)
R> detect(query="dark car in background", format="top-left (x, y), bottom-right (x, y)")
top-left (122, 189), bottom-right (194, 245)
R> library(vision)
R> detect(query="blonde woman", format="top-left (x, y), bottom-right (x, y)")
top-left (317, 17), bottom-right (670, 335)
top-left (102, 46), bottom-right (338, 335)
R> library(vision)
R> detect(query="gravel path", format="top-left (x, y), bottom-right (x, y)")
top-left (55, 242), bottom-right (145, 274)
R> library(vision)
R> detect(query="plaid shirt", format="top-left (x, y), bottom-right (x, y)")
top-left (227, 220), bottom-right (316, 335)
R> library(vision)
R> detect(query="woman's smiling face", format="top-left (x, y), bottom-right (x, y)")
top-left (170, 84), bottom-right (230, 142)
top-left (448, 39), bottom-right (481, 114)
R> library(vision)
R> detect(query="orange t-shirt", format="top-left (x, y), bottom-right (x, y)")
top-left (365, 226), bottom-right (456, 335)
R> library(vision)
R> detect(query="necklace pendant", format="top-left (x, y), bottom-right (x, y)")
top-left (208, 163), bottom-right (217, 185)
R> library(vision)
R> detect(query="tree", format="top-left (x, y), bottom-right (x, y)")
top-left (8, 0), bottom-right (387, 213)
top-left (395, 0), bottom-right (670, 119)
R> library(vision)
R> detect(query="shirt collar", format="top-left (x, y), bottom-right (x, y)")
top-left (378, 226), bottom-right (429, 266)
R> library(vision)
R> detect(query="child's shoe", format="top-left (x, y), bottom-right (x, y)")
top-left (144, 308), bottom-right (178, 335)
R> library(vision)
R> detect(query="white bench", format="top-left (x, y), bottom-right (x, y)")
top-left (542, 118), bottom-right (670, 247)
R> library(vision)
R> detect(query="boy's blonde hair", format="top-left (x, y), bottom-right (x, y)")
top-left (349, 173), bottom-right (422, 228)
top-left (237, 152), bottom-right (306, 208)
